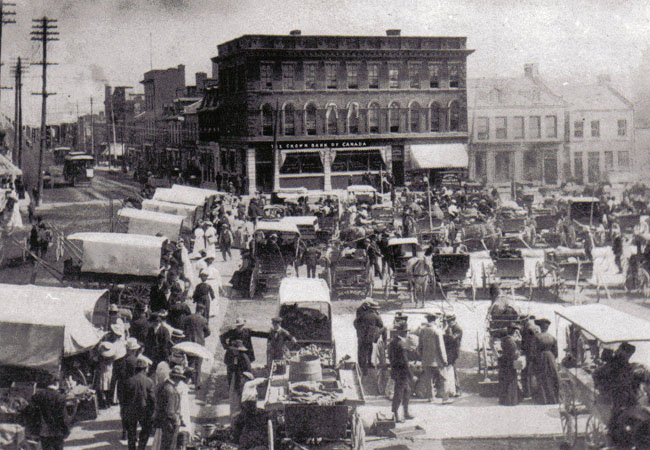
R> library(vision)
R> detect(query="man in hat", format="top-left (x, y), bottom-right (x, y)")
top-left (167, 296), bottom-right (191, 331)
top-left (130, 304), bottom-right (150, 346)
top-left (220, 317), bottom-right (268, 365)
top-left (418, 313), bottom-right (450, 403)
top-left (116, 338), bottom-right (143, 438)
top-left (353, 300), bottom-right (385, 375)
top-left (182, 303), bottom-right (211, 387)
top-left (153, 365), bottom-right (184, 450)
top-left (532, 318), bottom-right (559, 404)
top-left (144, 311), bottom-right (172, 371)
top-left (150, 273), bottom-right (170, 313)
top-left (443, 314), bottom-right (463, 396)
top-left (224, 339), bottom-right (252, 398)
top-left (122, 357), bottom-right (155, 450)
top-left (26, 376), bottom-right (70, 450)
top-left (109, 304), bottom-right (132, 327)
top-left (265, 317), bottom-right (297, 365)
top-left (193, 270), bottom-right (215, 323)
top-left (388, 322), bottom-right (416, 423)
top-left (220, 222), bottom-right (234, 261)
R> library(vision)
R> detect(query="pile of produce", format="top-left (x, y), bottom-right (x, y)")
top-left (280, 306), bottom-right (330, 341)
top-left (288, 381), bottom-right (342, 405)
top-left (291, 344), bottom-right (334, 366)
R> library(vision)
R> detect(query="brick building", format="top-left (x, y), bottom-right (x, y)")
top-left (211, 30), bottom-right (473, 194)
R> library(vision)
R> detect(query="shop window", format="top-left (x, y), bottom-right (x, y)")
top-left (529, 116), bottom-right (541, 138)
top-left (430, 102), bottom-right (442, 132)
top-left (574, 121), bottom-right (584, 138)
top-left (409, 63), bottom-right (420, 88)
top-left (604, 151), bottom-right (614, 171)
top-left (428, 63), bottom-right (441, 88)
top-left (368, 63), bottom-right (379, 89)
top-left (261, 103), bottom-right (274, 136)
top-left (305, 103), bottom-right (317, 135)
top-left (305, 63), bottom-right (317, 90)
top-left (280, 153), bottom-right (323, 174)
top-left (368, 103), bottom-right (380, 133)
top-left (347, 64), bottom-right (359, 89)
top-left (495, 116), bottom-right (507, 139)
top-left (332, 150), bottom-right (386, 172)
top-left (618, 151), bottom-right (629, 169)
top-left (513, 116), bottom-right (524, 139)
top-left (389, 102), bottom-right (400, 133)
top-left (477, 117), bottom-right (489, 140)
top-left (283, 104), bottom-right (295, 136)
top-left (260, 63), bottom-right (273, 89)
top-left (449, 101), bottom-right (460, 131)
top-left (545, 115), bottom-right (557, 138)
top-left (618, 119), bottom-right (627, 137)
top-left (389, 64), bottom-right (400, 89)
top-left (591, 120), bottom-right (600, 138)
top-left (326, 63), bottom-right (337, 89)
top-left (326, 105), bottom-right (338, 134)
top-left (409, 102), bottom-right (421, 132)
top-left (282, 64), bottom-right (295, 90)
top-left (347, 103), bottom-right (360, 134)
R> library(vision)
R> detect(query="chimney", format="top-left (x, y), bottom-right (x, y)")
top-left (386, 29), bottom-right (401, 36)
top-left (524, 63), bottom-right (539, 78)
top-left (597, 74), bottom-right (611, 85)
top-left (290, 29), bottom-right (301, 36)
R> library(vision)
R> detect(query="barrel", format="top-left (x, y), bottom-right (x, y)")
top-left (289, 354), bottom-right (323, 382)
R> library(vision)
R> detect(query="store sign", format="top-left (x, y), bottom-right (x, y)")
top-left (273, 140), bottom-right (371, 150)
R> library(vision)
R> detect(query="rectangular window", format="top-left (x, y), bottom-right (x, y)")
top-left (477, 117), bottom-right (489, 140)
top-left (513, 116), bottom-right (524, 139)
top-left (495, 116), bottom-right (507, 139)
top-left (449, 63), bottom-right (461, 88)
top-left (282, 64), bottom-right (295, 90)
top-left (529, 116), bottom-right (541, 138)
top-left (618, 119), bottom-right (627, 137)
top-left (605, 151), bottom-right (614, 171)
top-left (279, 153), bottom-right (324, 174)
top-left (545, 115), bottom-right (557, 138)
top-left (260, 63), bottom-right (273, 89)
top-left (389, 64), bottom-right (400, 89)
top-left (618, 151), bottom-right (629, 169)
top-left (574, 121), bottom-right (584, 138)
top-left (591, 120), bottom-right (600, 138)
top-left (408, 63), bottom-right (420, 89)
top-left (428, 63), bottom-right (441, 88)
top-left (304, 63), bottom-right (317, 90)
top-left (573, 152), bottom-right (583, 182)
top-left (325, 63), bottom-right (337, 89)
top-left (332, 150), bottom-right (386, 172)
top-left (368, 63), bottom-right (379, 89)
top-left (347, 64), bottom-right (359, 89)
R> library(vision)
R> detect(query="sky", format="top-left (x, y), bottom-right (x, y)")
top-left (3, 0), bottom-right (650, 125)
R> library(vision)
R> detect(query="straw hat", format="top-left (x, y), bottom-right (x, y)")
top-left (110, 320), bottom-right (125, 337)
top-left (135, 356), bottom-right (149, 369)
top-left (126, 337), bottom-right (141, 351)
top-left (99, 342), bottom-right (116, 359)
top-left (169, 365), bottom-right (186, 380)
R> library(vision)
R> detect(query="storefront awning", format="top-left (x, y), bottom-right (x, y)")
top-left (410, 144), bottom-right (468, 169)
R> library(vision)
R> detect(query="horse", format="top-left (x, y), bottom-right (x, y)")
top-left (406, 256), bottom-right (434, 308)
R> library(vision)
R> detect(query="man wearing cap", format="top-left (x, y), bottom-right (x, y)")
top-left (153, 365), bottom-right (184, 450)
top-left (388, 322), bottom-right (416, 422)
top-left (122, 357), bottom-right (155, 450)
top-left (144, 311), bottom-right (172, 371)
top-left (353, 300), bottom-right (384, 375)
top-left (418, 313), bottom-right (450, 403)
top-left (443, 314), bottom-right (463, 396)
top-left (532, 318), bottom-right (559, 404)
top-left (265, 317), bottom-right (297, 365)
top-left (220, 318), bottom-right (268, 365)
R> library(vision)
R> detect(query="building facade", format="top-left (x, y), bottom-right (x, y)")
top-left (558, 77), bottom-right (635, 184)
top-left (468, 64), bottom-right (566, 186)
top-left (212, 30), bottom-right (473, 194)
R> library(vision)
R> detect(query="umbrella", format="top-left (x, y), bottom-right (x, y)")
top-left (172, 341), bottom-right (213, 360)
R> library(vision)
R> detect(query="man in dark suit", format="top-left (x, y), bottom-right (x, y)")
top-left (183, 303), bottom-right (211, 387)
top-left (27, 379), bottom-right (69, 450)
top-left (388, 322), bottom-right (416, 423)
top-left (220, 317), bottom-right (268, 364)
top-left (153, 365), bottom-right (184, 450)
top-left (144, 311), bottom-right (172, 369)
top-left (122, 357), bottom-right (155, 450)
top-left (130, 304), bottom-right (151, 346)
top-left (353, 300), bottom-right (385, 374)
top-left (149, 274), bottom-right (170, 313)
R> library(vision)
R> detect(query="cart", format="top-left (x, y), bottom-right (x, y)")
top-left (536, 248), bottom-right (593, 293)
top-left (328, 245), bottom-right (372, 300)
top-left (116, 207), bottom-right (185, 242)
top-left (64, 232), bottom-right (169, 309)
top-left (250, 221), bottom-right (301, 298)
top-left (431, 252), bottom-right (472, 298)
top-left (347, 184), bottom-right (378, 205)
top-left (487, 245), bottom-right (527, 289)
top-left (280, 216), bottom-right (319, 244)
top-left (564, 196), bottom-right (603, 226)
top-left (555, 304), bottom-right (650, 449)
top-left (383, 237), bottom-right (422, 300)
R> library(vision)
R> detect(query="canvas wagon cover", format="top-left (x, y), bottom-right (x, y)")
top-left (153, 187), bottom-right (205, 206)
top-left (118, 208), bottom-right (184, 241)
top-left (141, 199), bottom-right (197, 228)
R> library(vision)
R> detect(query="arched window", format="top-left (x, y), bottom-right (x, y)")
top-left (430, 102), bottom-right (442, 132)
top-left (449, 101), bottom-right (460, 131)
top-left (347, 103), bottom-right (360, 134)
top-left (389, 102), bottom-right (400, 133)
top-left (368, 103), bottom-right (380, 134)
top-left (283, 103), bottom-right (295, 136)
top-left (261, 103), bottom-right (274, 136)
top-left (409, 101), bottom-right (421, 132)
top-left (305, 103), bottom-right (317, 135)
top-left (326, 104), bottom-right (338, 135)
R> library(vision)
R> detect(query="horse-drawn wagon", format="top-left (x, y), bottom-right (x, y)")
top-left (346, 184), bottom-right (378, 205)
top-left (382, 237), bottom-right (426, 302)
top-left (116, 207), bottom-right (185, 242)
top-left (280, 216), bottom-right (319, 244)
top-left (141, 198), bottom-right (200, 231)
top-left (536, 248), bottom-right (593, 293)
top-left (326, 242), bottom-right (373, 300)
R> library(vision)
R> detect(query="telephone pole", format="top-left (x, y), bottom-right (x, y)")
top-left (31, 16), bottom-right (58, 206)
top-left (0, 2), bottom-right (16, 112)
top-left (90, 96), bottom-right (95, 159)
top-left (10, 57), bottom-right (26, 167)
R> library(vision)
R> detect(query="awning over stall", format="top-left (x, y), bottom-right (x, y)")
top-left (410, 144), bottom-right (468, 169)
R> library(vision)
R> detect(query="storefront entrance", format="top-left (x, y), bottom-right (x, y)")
top-left (256, 148), bottom-right (274, 193)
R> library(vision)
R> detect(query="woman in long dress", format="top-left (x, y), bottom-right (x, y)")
top-left (532, 318), bottom-right (559, 404)
top-left (498, 325), bottom-right (523, 406)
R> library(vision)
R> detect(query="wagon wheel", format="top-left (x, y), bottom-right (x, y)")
top-left (120, 283), bottom-right (150, 308)
top-left (584, 414), bottom-right (607, 449)
top-left (560, 410), bottom-right (578, 448)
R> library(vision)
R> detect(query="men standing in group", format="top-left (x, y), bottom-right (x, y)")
top-left (122, 357), bottom-right (155, 450)
top-left (417, 313), bottom-right (451, 404)
top-left (353, 300), bottom-right (384, 375)
top-left (388, 322), bottom-right (416, 423)
top-left (220, 317), bottom-right (268, 367)
top-left (153, 365), bottom-right (185, 450)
